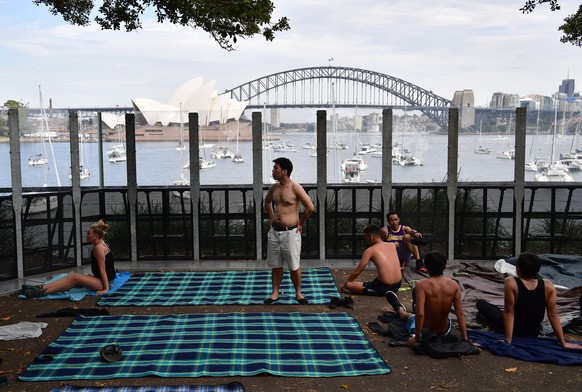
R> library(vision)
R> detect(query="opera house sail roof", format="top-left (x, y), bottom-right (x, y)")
top-left (100, 77), bottom-right (249, 141)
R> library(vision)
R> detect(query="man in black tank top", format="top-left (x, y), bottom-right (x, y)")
top-left (476, 253), bottom-right (581, 349)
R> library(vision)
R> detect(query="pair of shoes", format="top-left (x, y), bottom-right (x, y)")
top-left (328, 296), bottom-right (353, 309)
top-left (263, 297), bottom-right (279, 305)
top-left (416, 259), bottom-right (427, 273)
top-left (24, 287), bottom-right (46, 298)
top-left (328, 297), bottom-right (341, 309)
top-left (297, 297), bottom-right (309, 305)
top-left (385, 291), bottom-right (407, 313)
top-left (342, 296), bottom-right (354, 309)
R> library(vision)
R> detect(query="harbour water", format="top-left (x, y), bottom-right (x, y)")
top-left (1, 132), bottom-right (582, 188)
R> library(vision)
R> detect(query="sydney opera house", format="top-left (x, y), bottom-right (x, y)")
top-left (100, 77), bottom-right (252, 142)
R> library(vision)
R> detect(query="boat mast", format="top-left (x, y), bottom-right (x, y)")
top-left (39, 85), bottom-right (61, 186)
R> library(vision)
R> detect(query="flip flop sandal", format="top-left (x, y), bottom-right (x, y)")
top-left (263, 297), bottom-right (279, 305)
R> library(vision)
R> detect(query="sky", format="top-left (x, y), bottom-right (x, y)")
top-left (0, 0), bottom-right (581, 118)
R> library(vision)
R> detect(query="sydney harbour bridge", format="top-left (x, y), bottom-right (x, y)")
top-left (226, 66), bottom-right (452, 130)
top-left (44, 66), bottom-right (454, 131)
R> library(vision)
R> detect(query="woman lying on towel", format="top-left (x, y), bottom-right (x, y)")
top-left (476, 252), bottom-right (581, 349)
top-left (22, 220), bottom-right (116, 298)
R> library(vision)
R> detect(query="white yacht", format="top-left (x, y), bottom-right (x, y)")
top-left (340, 159), bottom-right (361, 183)
top-left (474, 146), bottom-right (491, 154)
top-left (109, 151), bottom-right (127, 163)
top-left (211, 146), bottom-right (235, 159)
top-left (496, 150), bottom-right (515, 160)
top-left (534, 166), bottom-right (574, 182)
top-left (28, 154), bottom-right (48, 166)
top-left (232, 153), bottom-right (245, 163)
top-left (348, 155), bottom-right (368, 171)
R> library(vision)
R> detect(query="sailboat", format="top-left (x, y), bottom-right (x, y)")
top-left (173, 106), bottom-right (191, 198)
top-left (393, 105), bottom-right (422, 165)
top-left (535, 104), bottom-right (574, 182)
top-left (109, 119), bottom-right (127, 163)
top-left (232, 119), bottom-right (244, 163)
top-left (176, 106), bottom-right (187, 152)
top-left (525, 109), bottom-right (548, 172)
top-left (28, 137), bottom-right (48, 166)
top-left (107, 116), bottom-right (126, 158)
top-left (211, 107), bottom-right (235, 159)
top-left (109, 150), bottom-right (127, 163)
top-left (340, 108), bottom-right (366, 181)
top-left (496, 115), bottom-right (515, 159)
top-left (70, 131), bottom-right (90, 180)
top-left (474, 120), bottom-right (490, 154)
top-left (28, 85), bottom-right (60, 214)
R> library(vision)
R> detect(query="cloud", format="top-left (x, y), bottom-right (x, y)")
top-left (0, 0), bottom-right (580, 109)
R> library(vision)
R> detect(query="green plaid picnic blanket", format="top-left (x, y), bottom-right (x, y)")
top-left (51, 384), bottom-right (244, 392)
top-left (98, 268), bottom-right (339, 306)
top-left (20, 312), bottom-right (390, 381)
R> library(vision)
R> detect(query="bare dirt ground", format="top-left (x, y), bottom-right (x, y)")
top-left (1, 269), bottom-right (581, 392)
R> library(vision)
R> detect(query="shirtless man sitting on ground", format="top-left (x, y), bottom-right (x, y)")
top-left (340, 224), bottom-right (402, 296)
top-left (386, 250), bottom-right (469, 347)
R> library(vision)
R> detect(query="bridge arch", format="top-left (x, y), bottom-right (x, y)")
top-left (227, 66), bottom-right (452, 130)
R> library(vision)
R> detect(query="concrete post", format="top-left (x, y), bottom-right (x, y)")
top-left (125, 113), bottom-right (138, 261)
top-left (514, 107), bottom-right (527, 255)
top-left (252, 112), bottom-right (264, 262)
top-left (381, 108), bottom-right (393, 217)
top-left (447, 108), bottom-right (459, 260)
top-left (97, 113), bottom-right (104, 188)
top-left (69, 111), bottom-right (82, 267)
top-left (8, 109), bottom-right (24, 278)
top-left (188, 113), bottom-right (201, 260)
top-left (316, 110), bottom-right (327, 263)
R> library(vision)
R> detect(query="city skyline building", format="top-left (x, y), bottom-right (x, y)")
top-left (559, 79), bottom-right (575, 97)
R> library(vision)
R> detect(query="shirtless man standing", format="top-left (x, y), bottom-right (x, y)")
top-left (385, 250), bottom-right (469, 346)
top-left (264, 157), bottom-right (314, 305)
top-left (341, 224), bottom-right (402, 296)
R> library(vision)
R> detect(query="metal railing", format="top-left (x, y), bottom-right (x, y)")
top-left (2, 107), bottom-right (581, 281)
top-left (2, 182), bottom-right (581, 281)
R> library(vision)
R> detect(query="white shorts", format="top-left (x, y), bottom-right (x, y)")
top-left (266, 227), bottom-right (302, 271)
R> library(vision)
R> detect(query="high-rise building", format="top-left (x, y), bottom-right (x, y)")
top-left (490, 92), bottom-right (505, 109)
top-left (559, 79), bottom-right (575, 97)
top-left (489, 92), bottom-right (520, 109)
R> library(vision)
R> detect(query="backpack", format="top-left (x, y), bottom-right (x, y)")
top-left (413, 333), bottom-right (480, 359)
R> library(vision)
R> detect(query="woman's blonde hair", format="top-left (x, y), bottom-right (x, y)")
top-left (89, 219), bottom-right (108, 239)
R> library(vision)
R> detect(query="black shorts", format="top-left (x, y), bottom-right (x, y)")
top-left (363, 278), bottom-right (402, 296)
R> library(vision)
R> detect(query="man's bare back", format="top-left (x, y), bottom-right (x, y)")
top-left (367, 241), bottom-right (402, 285)
top-left (415, 275), bottom-right (467, 339)
top-left (341, 224), bottom-right (402, 296)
